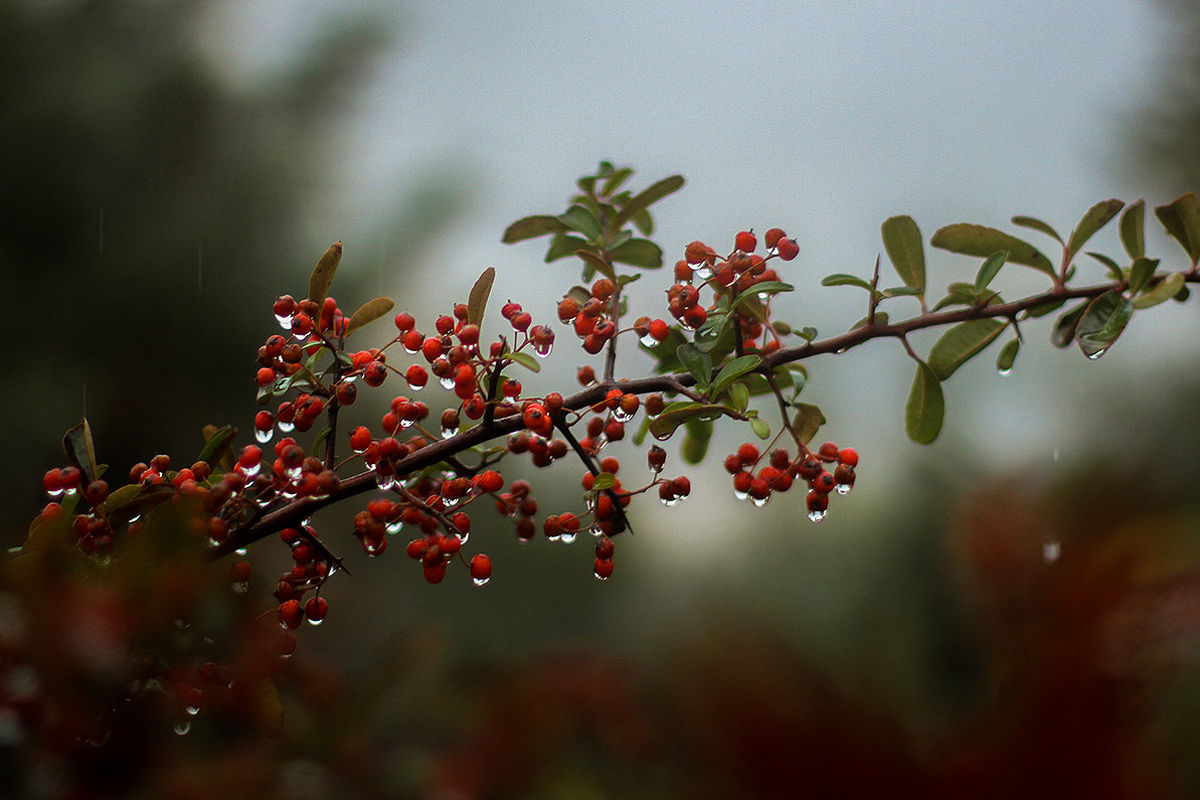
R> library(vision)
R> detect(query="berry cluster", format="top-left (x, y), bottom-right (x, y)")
top-left (723, 441), bottom-right (858, 521)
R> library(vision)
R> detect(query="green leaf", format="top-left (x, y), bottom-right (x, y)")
top-left (1066, 198), bottom-right (1123, 259)
top-left (344, 296), bottom-right (395, 336)
top-left (1155, 193), bottom-right (1200, 265)
top-left (1075, 290), bottom-right (1132, 359)
top-left (311, 427), bottom-right (331, 458)
top-left (610, 174), bottom-right (685, 232)
top-left (905, 362), bottom-right (944, 444)
top-left (850, 310), bottom-right (889, 330)
top-left (798, 326), bottom-right (818, 341)
top-left (1086, 251), bottom-right (1124, 283)
top-left (928, 319), bottom-right (1007, 380)
top-left (592, 471), bottom-right (617, 491)
top-left (575, 249), bottom-right (616, 281)
top-left (973, 251), bottom-right (1009, 292)
top-left (505, 350), bottom-right (542, 373)
top-left (631, 208), bottom-right (654, 236)
top-left (820, 273), bottom-right (872, 290)
top-left (681, 417), bottom-right (714, 464)
top-left (502, 214), bottom-right (570, 244)
top-left (640, 325), bottom-right (688, 373)
top-left (1050, 301), bottom-right (1088, 348)
top-left (559, 204), bottom-right (603, 242)
top-left (676, 343), bottom-right (712, 392)
top-left (1132, 272), bottom-right (1185, 309)
top-left (880, 286), bottom-right (924, 298)
top-left (749, 415), bottom-right (771, 440)
top-left (466, 267), bottom-right (495, 327)
top-left (1011, 215), bottom-right (1064, 244)
top-left (63, 419), bottom-right (98, 485)
top-left (931, 224), bottom-right (1055, 277)
top-left (608, 237), bottom-right (663, 269)
top-left (693, 311), bottom-right (731, 354)
top-left (1127, 256), bottom-right (1159, 296)
top-left (648, 402), bottom-right (725, 441)
top-left (545, 232), bottom-right (588, 262)
top-left (197, 424), bottom-right (236, 468)
top-left (881, 215), bottom-right (926, 293)
top-left (1119, 199), bottom-right (1145, 260)
top-left (600, 167), bottom-right (635, 197)
top-left (996, 338), bottom-right (1020, 375)
top-left (710, 355), bottom-right (762, 397)
top-left (1024, 297), bottom-right (1066, 318)
top-left (726, 380), bottom-right (750, 413)
top-left (307, 241), bottom-right (342, 305)
top-left (792, 403), bottom-right (825, 445)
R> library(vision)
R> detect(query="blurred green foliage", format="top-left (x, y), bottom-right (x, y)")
top-left (0, 0), bottom-right (437, 546)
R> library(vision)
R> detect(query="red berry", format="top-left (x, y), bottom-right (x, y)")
top-left (406, 364), bottom-right (428, 388)
top-left (838, 448), bottom-right (859, 467)
top-left (278, 599), bottom-right (303, 629)
top-left (469, 554), bottom-right (492, 584)
top-left (737, 443), bottom-right (760, 465)
top-left (304, 597), bottom-right (328, 624)
top-left (818, 441), bottom-right (839, 460)
top-left (685, 240), bottom-right (708, 265)
top-left (394, 311), bottom-right (415, 332)
top-left (256, 366), bottom-right (277, 387)
top-left (593, 558), bottom-right (614, 580)
top-left (735, 230), bottom-right (756, 253)
top-left (776, 237), bottom-right (799, 261)
top-left (764, 228), bottom-right (786, 249)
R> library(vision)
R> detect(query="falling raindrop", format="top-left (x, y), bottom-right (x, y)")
top-left (255, 428), bottom-right (273, 444)
top-left (807, 509), bottom-right (826, 523)
top-left (472, 576), bottom-right (490, 587)
top-left (1042, 539), bottom-right (1061, 564)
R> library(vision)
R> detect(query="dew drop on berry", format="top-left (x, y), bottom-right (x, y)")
top-left (593, 567), bottom-right (610, 582)
top-left (640, 332), bottom-right (659, 347)
top-left (835, 483), bottom-right (852, 495)
top-left (533, 342), bottom-right (553, 358)
top-left (439, 375), bottom-right (455, 390)
top-left (691, 262), bottom-right (713, 280)
top-left (375, 473), bottom-right (396, 491)
top-left (275, 313), bottom-right (293, 331)
top-left (612, 407), bottom-right (633, 424)
top-left (185, 704), bottom-right (200, 717)
top-left (173, 721), bottom-right (191, 736)
top-left (129, 514), bottom-right (142, 524)
top-left (240, 462), bottom-right (261, 479)
top-left (560, 529), bottom-right (577, 545)
top-left (306, 616), bottom-right (324, 627)
top-left (45, 487), bottom-right (63, 500)
top-left (752, 495), bottom-right (770, 508)
top-left (399, 417), bottom-right (415, 429)
top-left (472, 575), bottom-right (491, 587)
top-left (660, 495), bottom-right (678, 508)
top-left (733, 488), bottom-right (749, 501)
top-left (277, 419), bottom-right (295, 434)
top-left (254, 428), bottom-right (274, 445)
top-left (807, 509), bottom-right (826, 523)
top-left (385, 520), bottom-right (403, 535)
top-left (441, 424), bottom-right (459, 439)
top-left (1042, 539), bottom-right (1061, 564)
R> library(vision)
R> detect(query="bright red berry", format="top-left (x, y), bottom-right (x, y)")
top-left (469, 554), bottom-right (492, 585)
top-left (735, 230), bottom-right (756, 253)
top-left (776, 237), bottom-right (799, 261)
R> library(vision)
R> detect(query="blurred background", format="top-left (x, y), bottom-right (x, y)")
top-left (4, 0), bottom-right (1200, 796)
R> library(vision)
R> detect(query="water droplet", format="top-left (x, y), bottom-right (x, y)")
top-left (404, 342), bottom-right (419, 355)
top-left (1042, 539), bottom-right (1061, 564)
top-left (408, 381), bottom-right (424, 392)
top-left (835, 484), bottom-right (852, 495)
top-left (752, 496), bottom-right (770, 508)
top-left (240, 463), bottom-right (261, 479)
top-left (385, 520), bottom-right (403, 535)
top-left (306, 616), bottom-right (324, 626)
top-left (173, 721), bottom-right (191, 736)
top-left (375, 473), bottom-right (396, 491)
top-left (364, 540), bottom-right (385, 556)
top-left (534, 342), bottom-right (553, 358)
top-left (441, 425), bottom-right (459, 439)
top-left (660, 496), bottom-right (678, 507)
top-left (399, 417), bottom-right (415, 429)
top-left (439, 375), bottom-right (456, 390)
top-left (277, 420), bottom-right (295, 434)
top-left (733, 489), bottom-right (749, 501)
top-left (254, 428), bottom-right (273, 444)
top-left (807, 509), bottom-right (826, 523)
top-left (64, 485), bottom-right (78, 496)
top-left (472, 576), bottom-right (490, 587)
top-left (231, 580), bottom-right (250, 594)
top-left (293, 330), bottom-right (311, 343)
top-left (129, 514), bottom-right (142, 524)
top-left (997, 366), bottom-right (1013, 377)
top-left (185, 705), bottom-right (200, 717)
top-left (639, 333), bottom-right (658, 347)
top-left (275, 313), bottom-right (293, 331)
top-left (593, 569), bottom-right (610, 582)
top-left (561, 530), bottom-right (577, 544)
top-left (1086, 348), bottom-right (1106, 360)
top-left (693, 264), bottom-right (713, 280)
top-left (652, 430), bottom-right (673, 442)
top-left (758, 292), bottom-right (772, 303)
top-left (612, 407), bottom-right (633, 423)
top-left (285, 466), bottom-right (302, 481)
